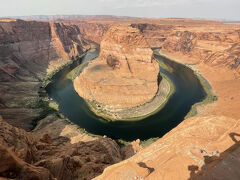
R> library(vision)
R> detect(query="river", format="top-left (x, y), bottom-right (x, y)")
top-left (46, 49), bottom-right (206, 141)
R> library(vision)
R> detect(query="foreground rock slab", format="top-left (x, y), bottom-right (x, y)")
top-left (94, 116), bottom-right (240, 180)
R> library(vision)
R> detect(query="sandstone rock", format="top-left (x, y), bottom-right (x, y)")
top-left (95, 116), bottom-right (240, 180)
top-left (121, 139), bottom-right (143, 160)
top-left (40, 134), bottom-right (53, 144)
top-left (135, 22), bottom-right (240, 73)
top-left (74, 25), bottom-right (159, 109)
top-left (0, 19), bottom-right (90, 81)
top-left (76, 22), bottom-right (110, 44)
top-left (0, 115), bottom-right (122, 180)
top-left (32, 114), bottom-right (96, 144)
top-left (94, 161), bottom-right (151, 180)
top-left (0, 116), bottom-right (36, 163)
top-left (0, 145), bottom-right (54, 180)
top-left (34, 137), bottom-right (122, 180)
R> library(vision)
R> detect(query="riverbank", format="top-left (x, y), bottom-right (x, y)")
top-left (46, 48), bottom-right (208, 141)
top-left (35, 49), bottom-right (100, 142)
top-left (36, 49), bottom-right (91, 127)
top-left (157, 49), bottom-right (240, 120)
top-left (42, 50), bottom-right (89, 88)
top-left (154, 49), bottom-right (217, 119)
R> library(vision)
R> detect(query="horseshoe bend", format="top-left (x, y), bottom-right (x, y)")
top-left (73, 25), bottom-right (167, 120)
top-left (0, 16), bottom-right (240, 180)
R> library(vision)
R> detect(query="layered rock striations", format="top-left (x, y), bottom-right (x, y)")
top-left (133, 22), bottom-right (240, 74)
top-left (76, 22), bottom-right (110, 44)
top-left (1, 18), bottom-right (240, 180)
top-left (162, 26), bottom-right (240, 73)
top-left (74, 25), bottom-right (160, 110)
top-left (0, 19), bottom-right (91, 130)
top-left (0, 19), bottom-right (90, 82)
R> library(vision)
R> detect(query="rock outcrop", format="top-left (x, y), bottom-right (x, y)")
top-left (0, 115), bottom-right (122, 180)
top-left (162, 27), bottom-right (240, 73)
top-left (74, 25), bottom-right (159, 110)
top-left (95, 116), bottom-right (240, 180)
top-left (0, 145), bottom-right (53, 180)
top-left (76, 22), bottom-right (110, 44)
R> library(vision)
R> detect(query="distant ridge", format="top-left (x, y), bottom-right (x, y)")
top-left (3, 15), bottom-right (141, 21)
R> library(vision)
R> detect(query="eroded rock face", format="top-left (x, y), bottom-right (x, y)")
top-left (133, 22), bottom-right (240, 73)
top-left (0, 19), bottom-right (90, 82)
top-left (0, 116), bottom-right (122, 180)
top-left (0, 145), bottom-right (53, 180)
top-left (162, 28), bottom-right (240, 73)
top-left (76, 22), bottom-right (110, 44)
top-left (0, 19), bottom-right (91, 130)
top-left (74, 25), bottom-right (159, 109)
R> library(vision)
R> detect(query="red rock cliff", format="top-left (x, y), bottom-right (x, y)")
top-left (0, 19), bottom-right (90, 82)
top-left (133, 22), bottom-right (240, 73)
top-left (0, 19), bottom-right (91, 130)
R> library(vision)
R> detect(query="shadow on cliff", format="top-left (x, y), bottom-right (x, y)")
top-left (138, 162), bottom-right (155, 174)
top-left (188, 132), bottom-right (240, 180)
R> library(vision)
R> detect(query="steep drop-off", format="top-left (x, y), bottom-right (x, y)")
top-left (0, 19), bottom-right (91, 130)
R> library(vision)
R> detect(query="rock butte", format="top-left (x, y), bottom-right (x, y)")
top-left (0, 17), bottom-right (240, 180)
top-left (74, 25), bottom-right (160, 110)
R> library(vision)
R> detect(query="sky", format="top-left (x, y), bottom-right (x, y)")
top-left (0, 0), bottom-right (239, 20)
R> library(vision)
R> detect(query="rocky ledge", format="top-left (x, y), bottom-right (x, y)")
top-left (74, 25), bottom-right (162, 120)
top-left (0, 115), bottom-right (124, 180)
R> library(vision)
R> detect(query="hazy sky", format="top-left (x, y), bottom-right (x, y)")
top-left (0, 0), bottom-right (239, 20)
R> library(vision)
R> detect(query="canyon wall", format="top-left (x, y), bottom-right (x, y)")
top-left (133, 23), bottom-right (240, 74)
top-left (76, 22), bottom-right (110, 44)
top-left (0, 19), bottom-right (91, 130)
top-left (0, 18), bottom-right (119, 179)
top-left (0, 19), bottom-right (90, 82)
top-left (95, 116), bottom-right (240, 180)
top-left (0, 19), bottom-right (139, 180)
